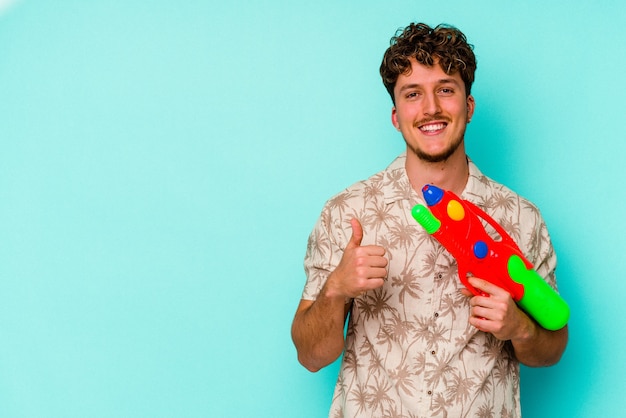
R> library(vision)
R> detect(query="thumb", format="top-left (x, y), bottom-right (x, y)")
top-left (346, 218), bottom-right (364, 249)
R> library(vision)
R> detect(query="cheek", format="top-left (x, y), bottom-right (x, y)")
top-left (392, 108), bottom-right (412, 130)
top-left (462, 101), bottom-right (474, 120)
top-left (394, 108), bottom-right (415, 126)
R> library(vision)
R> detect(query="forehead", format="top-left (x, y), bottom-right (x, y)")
top-left (396, 58), bottom-right (464, 89)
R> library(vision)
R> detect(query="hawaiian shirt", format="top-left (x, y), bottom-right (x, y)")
top-left (301, 153), bottom-right (558, 418)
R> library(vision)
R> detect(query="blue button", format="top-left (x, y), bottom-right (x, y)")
top-left (473, 241), bottom-right (488, 259)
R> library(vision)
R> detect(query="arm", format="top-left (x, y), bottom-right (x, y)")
top-left (291, 295), bottom-right (351, 372)
top-left (466, 277), bottom-right (568, 367)
top-left (291, 218), bottom-right (387, 372)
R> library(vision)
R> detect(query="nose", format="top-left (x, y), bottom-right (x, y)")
top-left (423, 92), bottom-right (441, 116)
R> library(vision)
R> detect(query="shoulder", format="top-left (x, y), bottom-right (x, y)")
top-left (465, 161), bottom-right (547, 244)
top-left (321, 154), bottom-right (405, 213)
top-left (466, 161), bottom-right (541, 216)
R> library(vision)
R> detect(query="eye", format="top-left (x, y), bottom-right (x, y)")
top-left (439, 87), bottom-right (455, 95)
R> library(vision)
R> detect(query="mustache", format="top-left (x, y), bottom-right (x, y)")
top-left (413, 117), bottom-right (452, 127)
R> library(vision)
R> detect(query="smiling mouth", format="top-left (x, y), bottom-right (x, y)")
top-left (418, 122), bottom-right (447, 133)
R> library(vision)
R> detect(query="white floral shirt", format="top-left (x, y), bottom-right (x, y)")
top-left (301, 153), bottom-right (558, 418)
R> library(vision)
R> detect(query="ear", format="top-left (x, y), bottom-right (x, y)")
top-left (466, 95), bottom-right (475, 122)
top-left (391, 107), bottom-right (401, 131)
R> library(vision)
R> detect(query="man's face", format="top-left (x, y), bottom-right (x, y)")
top-left (391, 58), bottom-right (475, 163)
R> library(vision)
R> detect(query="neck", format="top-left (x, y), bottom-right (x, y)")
top-left (405, 148), bottom-right (470, 197)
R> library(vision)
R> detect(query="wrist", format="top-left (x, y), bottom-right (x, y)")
top-left (511, 313), bottom-right (538, 344)
top-left (321, 273), bottom-right (347, 302)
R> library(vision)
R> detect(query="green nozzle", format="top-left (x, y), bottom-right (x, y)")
top-left (508, 255), bottom-right (570, 331)
top-left (412, 204), bottom-right (441, 234)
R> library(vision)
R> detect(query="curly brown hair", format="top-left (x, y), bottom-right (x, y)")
top-left (380, 23), bottom-right (477, 104)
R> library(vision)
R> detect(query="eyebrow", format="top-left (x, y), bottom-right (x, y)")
top-left (398, 78), bottom-right (461, 92)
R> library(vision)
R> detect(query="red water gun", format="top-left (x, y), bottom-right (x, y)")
top-left (412, 184), bottom-right (569, 331)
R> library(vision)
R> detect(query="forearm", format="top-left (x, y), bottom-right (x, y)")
top-left (293, 218), bottom-right (388, 371)
top-left (291, 287), bottom-right (349, 372)
top-left (511, 315), bottom-right (568, 367)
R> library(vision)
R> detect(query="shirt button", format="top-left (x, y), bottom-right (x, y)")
top-left (431, 350), bottom-right (436, 355)
top-left (434, 313), bottom-right (439, 318)
top-left (427, 390), bottom-right (433, 395)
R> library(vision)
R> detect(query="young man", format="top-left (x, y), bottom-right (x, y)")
top-left (291, 22), bottom-right (568, 417)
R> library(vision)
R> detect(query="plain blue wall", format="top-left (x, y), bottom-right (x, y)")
top-left (1, 1), bottom-right (624, 417)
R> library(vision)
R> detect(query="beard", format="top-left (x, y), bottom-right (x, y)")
top-left (406, 131), bottom-right (465, 163)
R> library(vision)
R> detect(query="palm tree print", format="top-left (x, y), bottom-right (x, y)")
top-left (302, 155), bottom-right (559, 417)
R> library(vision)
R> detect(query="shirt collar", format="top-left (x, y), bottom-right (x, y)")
top-left (382, 152), bottom-right (485, 205)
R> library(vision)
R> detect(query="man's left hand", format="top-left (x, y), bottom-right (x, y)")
top-left (462, 276), bottom-right (532, 341)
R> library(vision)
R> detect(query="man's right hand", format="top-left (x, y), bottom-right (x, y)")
top-left (291, 218), bottom-right (388, 371)
top-left (323, 218), bottom-right (388, 299)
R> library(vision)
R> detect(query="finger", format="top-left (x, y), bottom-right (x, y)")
top-left (363, 277), bottom-right (385, 291)
top-left (469, 316), bottom-right (490, 333)
top-left (346, 218), bottom-right (364, 249)
top-left (362, 245), bottom-right (386, 257)
top-left (367, 266), bottom-right (388, 279)
top-left (467, 277), bottom-right (506, 297)
top-left (372, 255), bottom-right (388, 268)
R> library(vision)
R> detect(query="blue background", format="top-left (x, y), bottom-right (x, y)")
top-left (1, 1), bottom-right (624, 417)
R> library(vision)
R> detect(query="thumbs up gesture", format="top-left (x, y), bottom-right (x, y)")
top-left (325, 218), bottom-right (388, 299)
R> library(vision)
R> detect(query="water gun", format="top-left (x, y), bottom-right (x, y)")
top-left (411, 184), bottom-right (569, 331)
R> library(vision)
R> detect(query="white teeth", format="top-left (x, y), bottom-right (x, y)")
top-left (420, 123), bottom-right (445, 132)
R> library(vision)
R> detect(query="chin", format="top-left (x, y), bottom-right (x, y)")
top-left (414, 147), bottom-right (457, 163)
top-left (410, 138), bottom-right (464, 163)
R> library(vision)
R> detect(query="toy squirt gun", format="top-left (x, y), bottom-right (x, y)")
top-left (411, 184), bottom-right (570, 331)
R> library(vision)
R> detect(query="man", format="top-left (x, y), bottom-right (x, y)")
top-left (291, 22), bottom-right (568, 417)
